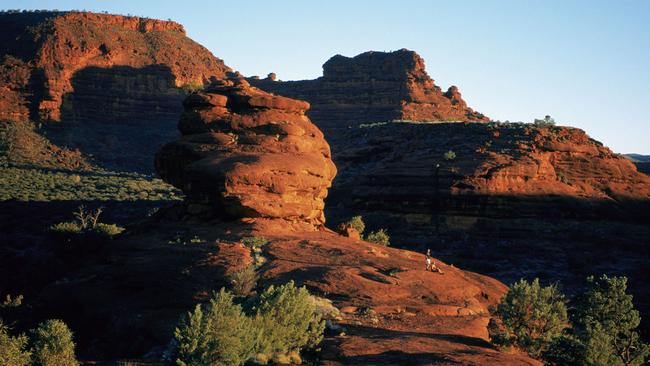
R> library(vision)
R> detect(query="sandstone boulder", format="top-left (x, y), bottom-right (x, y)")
top-left (155, 77), bottom-right (337, 226)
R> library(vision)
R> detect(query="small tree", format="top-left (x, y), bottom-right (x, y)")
top-left (534, 115), bottom-right (556, 127)
top-left (344, 216), bottom-right (365, 235)
top-left (174, 288), bottom-right (256, 366)
top-left (32, 319), bottom-right (79, 366)
top-left (252, 281), bottom-right (325, 363)
top-left (0, 322), bottom-right (31, 366)
top-left (366, 229), bottom-right (390, 246)
top-left (572, 275), bottom-right (649, 366)
top-left (490, 278), bottom-right (568, 357)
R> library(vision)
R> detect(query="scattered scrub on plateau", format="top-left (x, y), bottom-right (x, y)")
top-left (366, 229), bottom-right (390, 246)
top-left (0, 166), bottom-right (182, 202)
top-left (172, 281), bottom-right (325, 366)
top-left (533, 115), bottom-right (556, 127)
top-left (490, 275), bottom-right (649, 366)
top-left (50, 205), bottom-right (124, 238)
top-left (0, 319), bottom-right (79, 366)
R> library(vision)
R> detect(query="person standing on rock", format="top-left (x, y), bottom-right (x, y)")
top-left (425, 253), bottom-right (432, 271)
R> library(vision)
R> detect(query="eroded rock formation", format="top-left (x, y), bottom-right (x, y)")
top-left (155, 77), bottom-right (337, 226)
top-left (0, 11), bottom-right (230, 122)
top-left (248, 49), bottom-right (488, 135)
top-left (0, 11), bottom-right (231, 172)
top-left (330, 122), bottom-right (650, 223)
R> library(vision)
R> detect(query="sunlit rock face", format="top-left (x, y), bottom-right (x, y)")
top-left (155, 77), bottom-right (337, 226)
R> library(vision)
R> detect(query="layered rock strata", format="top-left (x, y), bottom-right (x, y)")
top-left (155, 77), bottom-right (337, 226)
top-left (248, 49), bottom-right (489, 135)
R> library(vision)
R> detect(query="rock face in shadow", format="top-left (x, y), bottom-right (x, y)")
top-left (329, 122), bottom-right (650, 223)
top-left (155, 77), bottom-right (337, 226)
top-left (0, 11), bottom-right (230, 122)
top-left (248, 49), bottom-right (489, 136)
top-left (0, 11), bottom-right (231, 172)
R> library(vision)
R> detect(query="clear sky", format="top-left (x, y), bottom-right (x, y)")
top-left (6, 0), bottom-right (650, 154)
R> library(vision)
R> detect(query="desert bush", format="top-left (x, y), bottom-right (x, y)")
top-left (342, 215), bottom-right (365, 235)
top-left (0, 322), bottom-right (31, 366)
top-left (49, 222), bottom-right (82, 234)
top-left (174, 289), bottom-right (256, 366)
top-left (570, 275), bottom-right (649, 366)
top-left (366, 229), bottom-right (390, 246)
top-left (180, 81), bottom-right (204, 93)
top-left (32, 319), bottom-right (79, 366)
top-left (50, 206), bottom-right (124, 238)
top-left (1, 294), bottom-right (24, 308)
top-left (230, 266), bottom-right (258, 297)
top-left (252, 281), bottom-right (325, 363)
top-left (490, 278), bottom-right (568, 357)
top-left (534, 115), bottom-right (556, 127)
top-left (93, 223), bottom-right (125, 237)
top-left (443, 150), bottom-right (456, 161)
top-left (241, 236), bottom-right (269, 249)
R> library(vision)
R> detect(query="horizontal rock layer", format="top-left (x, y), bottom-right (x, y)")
top-left (155, 78), bottom-right (336, 225)
top-left (248, 49), bottom-right (489, 136)
top-left (329, 122), bottom-right (650, 223)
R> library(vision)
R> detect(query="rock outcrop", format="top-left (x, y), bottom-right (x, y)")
top-left (155, 77), bottom-right (337, 226)
top-left (0, 11), bottom-right (230, 122)
top-left (248, 49), bottom-right (489, 136)
top-left (0, 11), bottom-right (231, 172)
top-left (330, 122), bottom-right (650, 223)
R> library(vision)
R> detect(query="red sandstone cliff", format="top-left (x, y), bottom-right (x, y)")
top-left (248, 49), bottom-right (489, 134)
top-left (0, 11), bottom-right (230, 122)
top-left (0, 11), bottom-right (232, 172)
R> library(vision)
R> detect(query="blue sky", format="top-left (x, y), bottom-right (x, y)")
top-left (6, 0), bottom-right (650, 153)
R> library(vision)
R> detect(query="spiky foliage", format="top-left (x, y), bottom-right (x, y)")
top-left (32, 319), bottom-right (79, 366)
top-left (0, 322), bottom-right (31, 366)
top-left (252, 281), bottom-right (325, 362)
top-left (572, 275), bottom-right (649, 366)
top-left (344, 216), bottom-right (365, 235)
top-left (490, 278), bottom-right (568, 357)
top-left (230, 266), bottom-right (258, 297)
top-left (174, 288), bottom-right (256, 366)
top-left (366, 229), bottom-right (390, 246)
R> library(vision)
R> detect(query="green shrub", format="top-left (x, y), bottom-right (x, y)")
top-left (230, 266), bottom-right (258, 297)
top-left (180, 81), bottom-right (204, 93)
top-left (174, 289), bottom-right (256, 366)
top-left (241, 236), bottom-right (269, 249)
top-left (252, 281), bottom-right (325, 363)
top-left (93, 223), bottom-right (125, 237)
top-left (490, 278), bottom-right (568, 357)
top-left (443, 150), bottom-right (456, 161)
top-left (343, 216), bottom-right (365, 235)
top-left (50, 222), bottom-right (82, 234)
top-left (1, 294), bottom-right (23, 308)
top-left (366, 229), bottom-right (390, 246)
top-left (0, 322), bottom-right (31, 366)
top-left (571, 275), bottom-right (649, 366)
top-left (32, 319), bottom-right (78, 366)
top-left (50, 206), bottom-right (124, 238)
top-left (534, 115), bottom-right (556, 127)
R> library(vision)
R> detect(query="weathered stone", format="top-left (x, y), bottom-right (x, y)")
top-left (248, 49), bottom-right (489, 137)
top-left (155, 77), bottom-right (336, 226)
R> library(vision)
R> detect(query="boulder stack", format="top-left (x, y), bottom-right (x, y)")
top-left (155, 77), bottom-right (337, 226)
